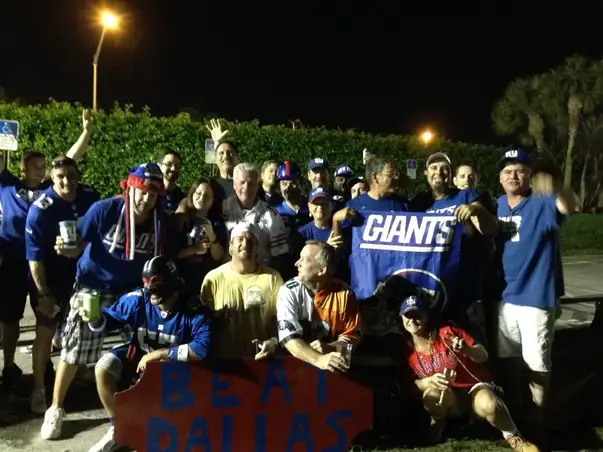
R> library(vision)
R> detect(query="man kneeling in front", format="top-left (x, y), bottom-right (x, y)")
top-left (81, 256), bottom-right (211, 452)
top-left (277, 240), bottom-right (362, 372)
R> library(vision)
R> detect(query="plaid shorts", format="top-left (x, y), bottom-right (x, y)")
top-left (60, 283), bottom-right (119, 365)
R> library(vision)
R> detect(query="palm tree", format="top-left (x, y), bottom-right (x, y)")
top-left (492, 75), bottom-right (555, 155)
top-left (551, 55), bottom-right (603, 186)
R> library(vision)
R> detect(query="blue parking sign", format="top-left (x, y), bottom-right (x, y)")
top-left (0, 120), bottom-right (19, 151)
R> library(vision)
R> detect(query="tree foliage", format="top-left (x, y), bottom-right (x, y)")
top-left (0, 101), bottom-right (505, 199)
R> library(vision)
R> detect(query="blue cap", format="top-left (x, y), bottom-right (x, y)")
top-left (399, 294), bottom-right (426, 316)
top-left (276, 160), bottom-right (301, 181)
top-left (498, 149), bottom-right (531, 169)
top-left (308, 187), bottom-right (330, 203)
top-left (334, 165), bottom-right (354, 178)
top-left (308, 158), bottom-right (330, 171)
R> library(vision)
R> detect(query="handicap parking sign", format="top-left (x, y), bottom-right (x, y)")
top-left (0, 120), bottom-right (19, 151)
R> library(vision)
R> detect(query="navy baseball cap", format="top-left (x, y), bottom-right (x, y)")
top-left (346, 176), bottom-right (365, 190)
top-left (308, 187), bottom-right (330, 203)
top-left (498, 149), bottom-right (531, 169)
top-left (308, 158), bottom-right (330, 171)
top-left (399, 294), bottom-right (426, 316)
top-left (334, 165), bottom-right (354, 178)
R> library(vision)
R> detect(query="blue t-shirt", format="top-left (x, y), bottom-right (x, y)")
top-left (423, 189), bottom-right (481, 307)
top-left (164, 186), bottom-right (185, 216)
top-left (298, 221), bottom-right (332, 242)
top-left (0, 170), bottom-right (51, 253)
top-left (75, 197), bottom-right (163, 292)
top-left (25, 185), bottom-right (100, 288)
top-left (497, 194), bottom-right (564, 310)
top-left (346, 192), bottom-right (408, 213)
top-left (102, 289), bottom-right (211, 359)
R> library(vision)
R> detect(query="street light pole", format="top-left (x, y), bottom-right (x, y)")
top-left (92, 27), bottom-right (107, 111)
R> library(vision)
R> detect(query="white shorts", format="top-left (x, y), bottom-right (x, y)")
top-left (497, 302), bottom-right (555, 373)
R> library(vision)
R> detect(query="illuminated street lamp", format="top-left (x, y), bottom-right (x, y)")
top-left (92, 11), bottom-right (119, 111)
top-left (420, 130), bottom-right (434, 145)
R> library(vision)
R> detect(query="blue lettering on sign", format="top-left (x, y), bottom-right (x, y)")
top-left (211, 372), bottom-right (241, 408)
top-left (161, 363), bottom-right (194, 411)
top-left (260, 359), bottom-right (292, 405)
top-left (151, 362), bottom-right (354, 451)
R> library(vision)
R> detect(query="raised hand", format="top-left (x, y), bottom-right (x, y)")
top-left (206, 118), bottom-right (229, 144)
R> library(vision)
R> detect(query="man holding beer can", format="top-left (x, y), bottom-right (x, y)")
top-left (40, 163), bottom-right (166, 440)
top-left (82, 256), bottom-right (211, 452)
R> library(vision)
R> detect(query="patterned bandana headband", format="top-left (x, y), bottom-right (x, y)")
top-left (110, 163), bottom-right (165, 260)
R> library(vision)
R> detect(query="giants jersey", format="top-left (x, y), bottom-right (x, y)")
top-left (0, 169), bottom-right (51, 252)
top-left (102, 289), bottom-right (211, 360)
top-left (276, 277), bottom-right (362, 347)
top-left (222, 196), bottom-right (288, 265)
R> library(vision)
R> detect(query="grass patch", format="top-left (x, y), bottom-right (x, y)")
top-left (561, 214), bottom-right (603, 256)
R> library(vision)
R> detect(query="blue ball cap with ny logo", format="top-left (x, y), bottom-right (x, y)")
top-left (399, 294), bottom-right (427, 316)
top-left (498, 148), bottom-right (531, 169)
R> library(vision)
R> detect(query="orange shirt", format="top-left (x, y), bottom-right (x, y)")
top-left (276, 277), bottom-right (363, 346)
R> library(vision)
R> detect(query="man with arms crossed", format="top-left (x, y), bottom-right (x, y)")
top-left (496, 149), bottom-right (577, 443)
top-left (277, 241), bottom-right (362, 373)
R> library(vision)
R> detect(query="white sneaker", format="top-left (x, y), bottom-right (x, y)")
top-left (89, 425), bottom-right (117, 452)
top-left (30, 388), bottom-right (47, 414)
top-left (40, 406), bottom-right (65, 440)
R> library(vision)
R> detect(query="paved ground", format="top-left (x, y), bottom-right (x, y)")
top-left (1, 256), bottom-right (602, 452)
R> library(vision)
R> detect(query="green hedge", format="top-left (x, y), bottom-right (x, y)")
top-left (0, 101), bottom-right (600, 255)
top-left (560, 214), bottom-right (603, 256)
top-left (0, 101), bottom-right (505, 198)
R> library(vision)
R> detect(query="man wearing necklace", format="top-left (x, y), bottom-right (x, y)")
top-left (400, 294), bottom-right (538, 451)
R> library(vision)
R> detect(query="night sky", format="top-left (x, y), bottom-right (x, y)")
top-left (2, 1), bottom-right (603, 144)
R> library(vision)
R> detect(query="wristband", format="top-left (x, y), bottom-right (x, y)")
top-left (168, 344), bottom-right (189, 362)
top-left (88, 315), bottom-right (106, 333)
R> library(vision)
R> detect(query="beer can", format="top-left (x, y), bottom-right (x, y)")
top-left (82, 290), bottom-right (100, 320)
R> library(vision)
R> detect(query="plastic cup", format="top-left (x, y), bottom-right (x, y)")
top-left (59, 220), bottom-right (77, 247)
top-left (341, 342), bottom-right (354, 368)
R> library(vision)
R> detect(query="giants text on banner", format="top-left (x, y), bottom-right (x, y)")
top-left (349, 211), bottom-right (463, 309)
top-left (114, 358), bottom-right (373, 452)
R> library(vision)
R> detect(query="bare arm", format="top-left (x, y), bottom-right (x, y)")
top-left (285, 338), bottom-right (326, 367)
top-left (66, 110), bottom-right (94, 162)
top-left (468, 201), bottom-right (498, 236)
top-left (29, 261), bottom-right (50, 295)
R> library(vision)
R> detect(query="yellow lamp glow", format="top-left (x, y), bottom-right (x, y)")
top-left (102, 12), bottom-right (118, 29)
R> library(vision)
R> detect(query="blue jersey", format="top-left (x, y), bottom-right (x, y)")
top-left (102, 289), bottom-right (211, 359)
top-left (25, 185), bottom-right (100, 288)
top-left (298, 221), bottom-right (332, 242)
top-left (275, 200), bottom-right (311, 232)
top-left (0, 170), bottom-right (51, 252)
top-left (497, 194), bottom-right (564, 310)
top-left (75, 197), bottom-right (162, 292)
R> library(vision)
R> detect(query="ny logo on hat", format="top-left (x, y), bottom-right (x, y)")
top-left (406, 296), bottom-right (417, 306)
top-left (314, 158), bottom-right (324, 164)
top-left (505, 150), bottom-right (519, 158)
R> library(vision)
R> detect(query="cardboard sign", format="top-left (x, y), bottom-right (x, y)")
top-left (115, 358), bottom-right (373, 452)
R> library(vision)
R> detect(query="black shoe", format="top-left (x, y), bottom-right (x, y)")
top-left (2, 363), bottom-right (23, 388)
